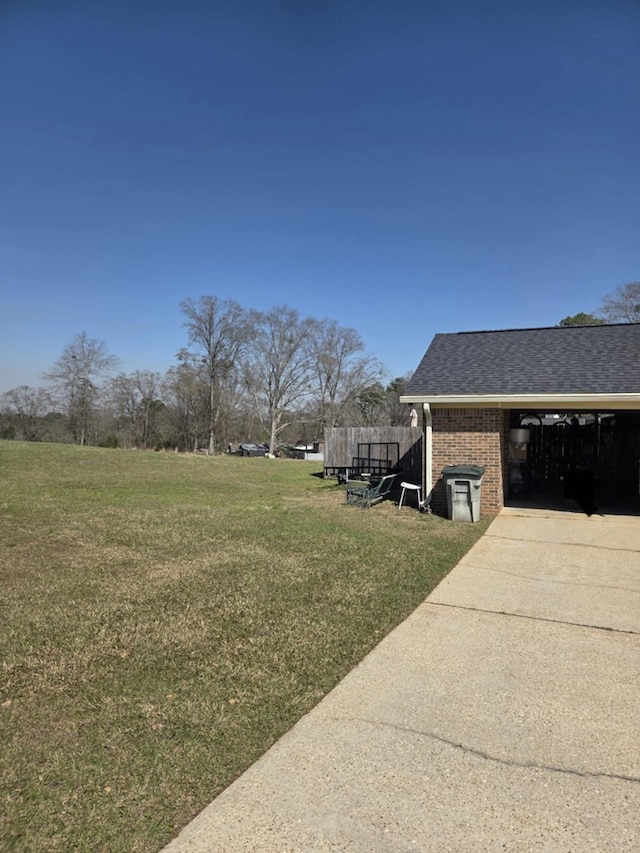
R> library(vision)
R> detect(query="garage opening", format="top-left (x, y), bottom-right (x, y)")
top-left (506, 411), bottom-right (640, 514)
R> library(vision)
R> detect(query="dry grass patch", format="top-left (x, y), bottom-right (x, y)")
top-left (0, 441), bottom-right (489, 852)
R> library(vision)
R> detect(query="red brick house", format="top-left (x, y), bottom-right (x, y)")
top-left (401, 323), bottom-right (640, 516)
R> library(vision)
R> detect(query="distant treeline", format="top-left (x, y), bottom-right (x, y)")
top-left (1, 297), bottom-right (412, 453)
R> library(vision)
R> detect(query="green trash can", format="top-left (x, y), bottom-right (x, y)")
top-left (442, 465), bottom-right (485, 522)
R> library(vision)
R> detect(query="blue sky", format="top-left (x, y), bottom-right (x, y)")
top-left (1, 0), bottom-right (639, 395)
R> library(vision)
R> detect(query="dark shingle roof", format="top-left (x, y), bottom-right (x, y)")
top-left (405, 323), bottom-right (640, 396)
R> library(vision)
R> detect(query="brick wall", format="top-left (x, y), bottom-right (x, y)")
top-left (430, 408), bottom-right (508, 516)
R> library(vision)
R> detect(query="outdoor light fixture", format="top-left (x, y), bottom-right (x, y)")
top-left (509, 428), bottom-right (530, 445)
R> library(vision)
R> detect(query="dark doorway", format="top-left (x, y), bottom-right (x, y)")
top-left (507, 411), bottom-right (640, 514)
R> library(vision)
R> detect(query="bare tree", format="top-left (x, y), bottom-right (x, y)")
top-left (351, 381), bottom-right (388, 426)
top-left (242, 306), bottom-right (315, 455)
top-left (599, 282), bottom-right (640, 323)
top-left (43, 332), bottom-right (119, 445)
top-left (179, 296), bottom-right (252, 454)
top-left (307, 319), bottom-right (385, 428)
top-left (161, 362), bottom-right (207, 451)
top-left (106, 370), bottom-right (163, 448)
top-left (0, 385), bottom-right (53, 441)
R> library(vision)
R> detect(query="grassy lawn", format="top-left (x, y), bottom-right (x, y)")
top-left (0, 441), bottom-right (490, 852)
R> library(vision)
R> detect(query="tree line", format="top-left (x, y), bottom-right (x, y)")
top-left (0, 297), bottom-right (412, 452)
top-left (558, 281), bottom-right (640, 327)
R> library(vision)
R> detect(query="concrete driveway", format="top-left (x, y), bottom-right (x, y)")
top-left (163, 508), bottom-right (640, 852)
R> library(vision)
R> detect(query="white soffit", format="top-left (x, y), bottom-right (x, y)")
top-left (399, 394), bottom-right (640, 410)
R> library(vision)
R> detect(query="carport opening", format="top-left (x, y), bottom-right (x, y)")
top-left (506, 410), bottom-right (640, 514)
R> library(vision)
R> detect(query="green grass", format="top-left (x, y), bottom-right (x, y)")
top-left (0, 441), bottom-right (489, 852)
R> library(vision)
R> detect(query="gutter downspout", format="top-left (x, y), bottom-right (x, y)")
top-left (423, 403), bottom-right (432, 507)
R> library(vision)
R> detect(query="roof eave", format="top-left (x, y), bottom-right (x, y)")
top-left (399, 393), bottom-right (640, 410)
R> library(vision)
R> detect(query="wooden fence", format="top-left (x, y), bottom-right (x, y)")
top-left (323, 427), bottom-right (422, 481)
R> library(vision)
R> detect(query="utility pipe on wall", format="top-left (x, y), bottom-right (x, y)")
top-left (423, 402), bottom-right (432, 504)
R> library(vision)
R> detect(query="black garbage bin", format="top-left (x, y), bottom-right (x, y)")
top-left (442, 464), bottom-right (486, 522)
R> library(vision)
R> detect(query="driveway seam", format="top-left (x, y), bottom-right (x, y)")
top-left (426, 601), bottom-right (640, 636)
top-left (453, 562), bottom-right (640, 595)
top-left (485, 533), bottom-right (640, 555)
